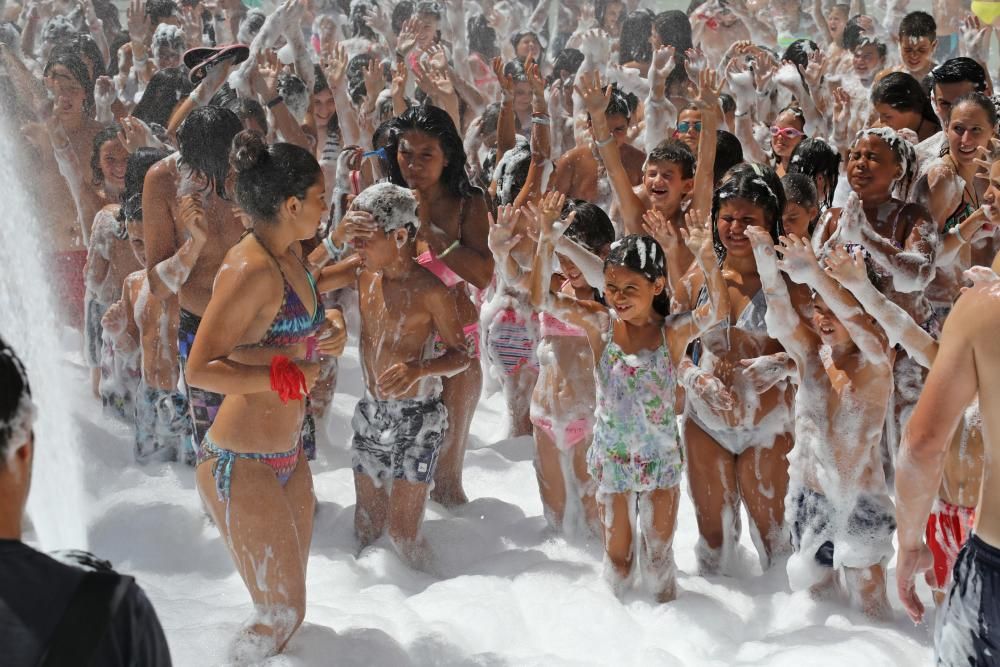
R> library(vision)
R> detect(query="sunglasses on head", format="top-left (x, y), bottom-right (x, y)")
top-left (677, 121), bottom-right (703, 133)
top-left (770, 126), bottom-right (805, 139)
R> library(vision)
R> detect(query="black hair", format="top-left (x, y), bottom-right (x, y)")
top-left (391, 0), bottom-right (414, 34)
top-left (843, 16), bottom-right (887, 58)
top-left (493, 138), bottom-right (531, 206)
top-left (230, 131), bottom-right (322, 222)
top-left (562, 199), bottom-right (615, 253)
top-left (587, 82), bottom-right (637, 122)
top-left (714, 130), bottom-right (744, 185)
top-left (313, 64), bottom-right (330, 95)
top-left (118, 146), bottom-right (171, 223)
top-left (787, 137), bottom-right (841, 208)
top-left (549, 48), bottom-right (584, 83)
top-left (899, 10), bottom-right (936, 40)
top-left (931, 57), bottom-right (989, 92)
top-left (781, 39), bottom-right (819, 73)
top-left (647, 138), bottom-right (695, 179)
top-left (719, 93), bottom-right (735, 115)
top-left (131, 67), bottom-right (193, 127)
top-left (43, 52), bottom-right (94, 113)
top-left (385, 104), bottom-right (479, 199)
top-left (871, 71), bottom-right (941, 132)
top-left (503, 57), bottom-right (528, 82)
top-left (349, 0), bottom-right (380, 41)
top-left (90, 124), bottom-right (122, 187)
top-left (93, 0), bottom-right (122, 34)
top-left (0, 337), bottom-right (32, 462)
top-left (652, 10), bottom-right (691, 90)
top-left (177, 105), bottom-right (243, 199)
top-left (711, 163), bottom-right (784, 260)
top-left (779, 173), bottom-right (819, 236)
top-left (480, 102), bottom-right (501, 136)
top-left (510, 31), bottom-right (542, 55)
top-left (468, 13), bottom-right (499, 60)
top-left (852, 127), bottom-right (918, 200)
top-left (347, 53), bottom-right (388, 106)
top-left (145, 0), bottom-right (178, 24)
top-left (619, 9), bottom-right (654, 66)
top-left (52, 33), bottom-right (106, 78)
top-left (106, 31), bottom-right (130, 77)
top-left (234, 97), bottom-right (267, 133)
top-left (950, 91), bottom-right (1000, 130)
top-left (596, 0), bottom-right (624, 28)
top-left (605, 235), bottom-right (669, 316)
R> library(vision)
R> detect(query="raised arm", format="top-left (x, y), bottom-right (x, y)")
top-left (643, 208), bottom-right (692, 299)
top-left (778, 234), bottom-right (890, 365)
top-left (554, 235), bottom-right (606, 292)
top-left (644, 46), bottom-right (679, 154)
top-left (321, 42), bottom-right (361, 149)
top-left (692, 68), bottom-right (722, 218)
top-left (141, 159), bottom-right (181, 300)
top-left (577, 70), bottom-right (646, 234)
top-left (492, 57), bottom-right (517, 165)
top-left (725, 57), bottom-right (769, 164)
top-left (746, 226), bottom-right (816, 364)
top-left (825, 244), bottom-right (937, 369)
top-left (896, 286), bottom-right (982, 624)
top-left (513, 57), bottom-right (550, 209)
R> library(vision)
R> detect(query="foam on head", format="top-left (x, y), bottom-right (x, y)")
top-left (353, 182), bottom-right (421, 234)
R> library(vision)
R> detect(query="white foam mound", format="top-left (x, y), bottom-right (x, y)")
top-left (56, 343), bottom-right (933, 666)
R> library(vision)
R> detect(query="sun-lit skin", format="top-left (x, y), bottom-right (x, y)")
top-left (396, 131), bottom-right (448, 194)
top-left (933, 80), bottom-right (978, 126)
top-left (675, 107), bottom-right (702, 153)
top-left (770, 110), bottom-right (805, 164)
top-left (947, 102), bottom-right (993, 166)
top-left (852, 43), bottom-right (883, 81)
top-left (603, 264), bottom-right (665, 324)
top-left (782, 201), bottom-right (818, 238)
top-left (846, 134), bottom-right (901, 207)
top-left (643, 160), bottom-right (691, 215)
top-left (810, 293), bottom-right (853, 347)
top-left (900, 35), bottom-right (936, 77)
top-left (717, 198), bottom-right (769, 259)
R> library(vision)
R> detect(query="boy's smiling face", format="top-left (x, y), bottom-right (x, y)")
top-left (644, 160), bottom-right (692, 217)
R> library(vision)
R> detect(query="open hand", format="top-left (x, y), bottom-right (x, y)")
top-left (776, 233), bottom-right (821, 283)
top-left (487, 204), bottom-right (524, 258)
top-left (642, 209), bottom-right (681, 251)
top-left (823, 244), bottom-right (868, 288)
top-left (739, 353), bottom-right (792, 393)
top-left (377, 361), bottom-right (423, 397)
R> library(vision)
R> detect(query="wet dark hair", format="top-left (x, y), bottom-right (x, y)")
top-left (131, 67), bottom-right (193, 127)
top-left (647, 139), bottom-right (695, 179)
top-left (347, 53), bottom-right (388, 106)
top-left (605, 235), bottom-right (669, 316)
top-left (950, 91), bottom-right (999, 131)
top-left (899, 10), bottom-right (936, 40)
top-left (145, 0), bottom-right (178, 24)
top-left (719, 93), bottom-right (735, 115)
top-left (562, 199), bottom-right (615, 253)
top-left (391, 0), bottom-right (414, 34)
top-left (843, 17), bottom-right (887, 57)
top-left (106, 31), bottom-right (131, 77)
top-left (871, 71), bottom-right (941, 132)
top-left (652, 10), bottom-right (691, 90)
top-left (549, 48), bottom-right (584, 83)
top-left (779, 173), bottom-right (819, 237)
top-left (119, 146), bottom-right (171, 222)
top-left (468, 13), bottom-right (498, 60)
top-left (503, 57), bottom-right (528, 83)
top-left (385, 104), bottom-right (479, 198)
top-left (714, 130), bottom-right (744, 185)
top-left (851, 127), bottom-right (918, 200)
top-left (234, 97), bottom-right (267, 133)
top-left (0, 336), bottom-right (32, 461)
top-left (787, 137), bottom-right (841, 208)
top-left (619, 9), bottom-right (654, 66)
top-left (230, 131), bottom-right (322, 222)
top-left (51, 34), bottom-right (106, 79)
top-left (177, 105), bottom-right (243, 199)
top-left (313, 64), bottom-right (330, 95)
top-left (931, 57), bottom-right (989, 92)
top-left (90, 124), bottom-right (122, 187)
top-left (93, 0), bottom-right (122, 34)
top-left (781, 39), bottom-right (819, 73)
top-left (44, 52), bottom-right (95, 113)
top-left (349, 0), bottom-right (380, 41)
top-left (712, 163), bottom-right (784, 260)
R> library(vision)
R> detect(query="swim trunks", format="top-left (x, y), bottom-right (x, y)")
top-left (134, 380), bottom-right (194, 465)
top-left (790, 488), bottom-right (896, 569)
top-left (935, 534), bottom-right (1000, 666)
top-left (84, 298), bottom-right (108, 368)
top-left (926, 498), bottom-right (976, 590)
top-left (351, 395), bottom-right (448, 485)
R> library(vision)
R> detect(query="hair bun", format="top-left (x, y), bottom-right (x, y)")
top-left (230, 130), bottom-right (268, 174)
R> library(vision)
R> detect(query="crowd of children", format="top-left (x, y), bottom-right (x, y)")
top-left (4, 0), bottom-right (1000, 661)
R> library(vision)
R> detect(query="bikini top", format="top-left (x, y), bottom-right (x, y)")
top-left (242, 233), bottom-right (325, 349)
top-left (540, 281), bottom-right (588, 338)
top-left (417, 249), bottom-right (464, 287)
top-left (697, 285), bottom-right (769, 343)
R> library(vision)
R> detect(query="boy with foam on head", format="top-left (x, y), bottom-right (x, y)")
top-left (895, 11), bottom-right (938, 84)
top-left (347, 182), bottom-right (471, 570)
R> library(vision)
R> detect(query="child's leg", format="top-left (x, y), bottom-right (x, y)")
top-left (505, 365), bottom-right (538, 437)
top-left (353, 472), bottom-right (389, 549)
top-left (845, 564), bottom-right (892, 620)
top-left (684, 419), bottom-right (740, 572)
top-left (736, 433), bottom-right (794, 567)
top-left (431, 362), bottom-right (482, 507)
top-left (638, 486), bottom-right (681, 603)
top-left (533, 422), bottom-right (568, 529)
top-left (388, 479), bottom-right (434, 571)
top-left (571, 437), bottom-right (600, 536)
top-left (599, 491), bottom-right (636, 593)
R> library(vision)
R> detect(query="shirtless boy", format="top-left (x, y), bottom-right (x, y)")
top-left (347, 183), bottom-right (471, 569)
top-left (897, 278), bottom-right (1000, 665)
top-left (749, 228), bottom-right (896, 619)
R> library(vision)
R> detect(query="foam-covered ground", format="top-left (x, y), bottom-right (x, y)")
top-left (51, 345), bottom-right (936, 666)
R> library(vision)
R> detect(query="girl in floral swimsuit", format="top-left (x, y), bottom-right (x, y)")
top-left (525, 192), bottom-right (730, 602)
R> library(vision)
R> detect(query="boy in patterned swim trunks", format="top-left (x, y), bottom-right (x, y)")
top-left (346, 183), bottom-right (472, 570)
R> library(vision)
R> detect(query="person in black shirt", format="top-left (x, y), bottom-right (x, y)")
top-left (0, 335), bottom-right (172, 667)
